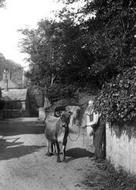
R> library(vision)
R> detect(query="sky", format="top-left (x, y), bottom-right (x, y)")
top-left (0, 0), bottom-right (63, 70)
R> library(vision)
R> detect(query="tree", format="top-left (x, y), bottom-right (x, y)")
top-left (0, 53), bottom-right (23, 86)
top-left (59, 0), bottom-right (136, 124)
top-left (0, 0), bottom-right (5, 7)
top-left (60, 0), bottom-right (136, 86)
top-left (19, 20), bottom-right (64, 88)
top-left (20, 0), bottom-right (136, 105)
top-left (19, 17), bottom-right (95, 100)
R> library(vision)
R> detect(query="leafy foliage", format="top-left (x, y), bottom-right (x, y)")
top-left (19, 17), bottom-right (96, 101)
top-left (61, 0), bottom-right (136, 83)
top-left (47, 83), bottom-right (78, 103)
top-left (62, 0), bottom-right (136, 123)
top-left (20, 0), bottom-right (136, 123)
top-left (0, 0), bottom-right (5, 7)
top-left (94, 66), bottom-right (136, 123)
top-left (0, 53), bottom-right (23, 87)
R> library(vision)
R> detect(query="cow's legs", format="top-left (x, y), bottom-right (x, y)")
top-left (51, 142), bottom-right (54, 154)
top-left (46, 140), bottom-right (53, 156)
top-left (53, 143), bottom-right (57, 154)
top-left (56, 141), bottom-right (61, 162)
top-left (62, 145), bottom-right (66, 161)
top-left (62, 127), bottom-right (69, 161)
top-left (51, 142), bottom-right (57, 155)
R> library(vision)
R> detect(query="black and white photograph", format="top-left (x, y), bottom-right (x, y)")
top-left (0, 0), bottom-right (136, 189)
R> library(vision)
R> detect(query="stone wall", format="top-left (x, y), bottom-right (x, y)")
top-left (106, 122), bottom-right (136, 175)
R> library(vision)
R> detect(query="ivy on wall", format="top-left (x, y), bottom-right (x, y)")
top-left (94, 66), bottom-right (136, 124)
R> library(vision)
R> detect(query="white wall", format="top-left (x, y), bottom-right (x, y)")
top-left (106, 123), bottom-right (136, 175)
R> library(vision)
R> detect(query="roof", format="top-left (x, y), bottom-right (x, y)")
top-left (2, 89), bottom-right (27, 101)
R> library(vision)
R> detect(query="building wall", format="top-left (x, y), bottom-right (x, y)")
top-left (2, 100), bottom-right (27, 118)
top-left (106, 122), bottom-right (136, 175)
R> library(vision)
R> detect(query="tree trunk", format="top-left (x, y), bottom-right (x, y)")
top-left (50, 73), bottom-right (56, 87)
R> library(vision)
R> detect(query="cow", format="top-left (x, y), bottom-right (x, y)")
top-left (44, 111), bottom-right (72, 162)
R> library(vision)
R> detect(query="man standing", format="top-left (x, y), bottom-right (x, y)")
top-left (84, 100), bottom-right (106, 160)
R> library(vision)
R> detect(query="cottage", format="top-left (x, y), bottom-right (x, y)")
top-left (0, 68), bottom-right (30, 118)
top-left (1, 88), bottom-right (29, 118)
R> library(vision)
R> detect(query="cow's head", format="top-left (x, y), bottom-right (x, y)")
top-left (60, 111), bottom-right (72, 128)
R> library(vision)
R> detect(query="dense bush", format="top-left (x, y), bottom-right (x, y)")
top-left (94, 66), bottom-right (136, 123)
top-left (47, 83), bottom-right (78, 103)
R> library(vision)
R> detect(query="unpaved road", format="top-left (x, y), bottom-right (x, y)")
top-left (0, 118), bottom-right (109, 190)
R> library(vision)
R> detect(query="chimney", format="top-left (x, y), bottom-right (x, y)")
top-left (5, 78), bottom-right (8, 91)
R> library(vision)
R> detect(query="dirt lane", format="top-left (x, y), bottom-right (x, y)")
top-left (0, 118), bottom-right (108, 190)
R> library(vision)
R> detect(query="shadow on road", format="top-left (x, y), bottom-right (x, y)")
top-left (65, 148), bottom-right (94, 162)
top-left (0, 125), bottom-right (45, 136)
top-left (0, 138), bottom-right (45, 160)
